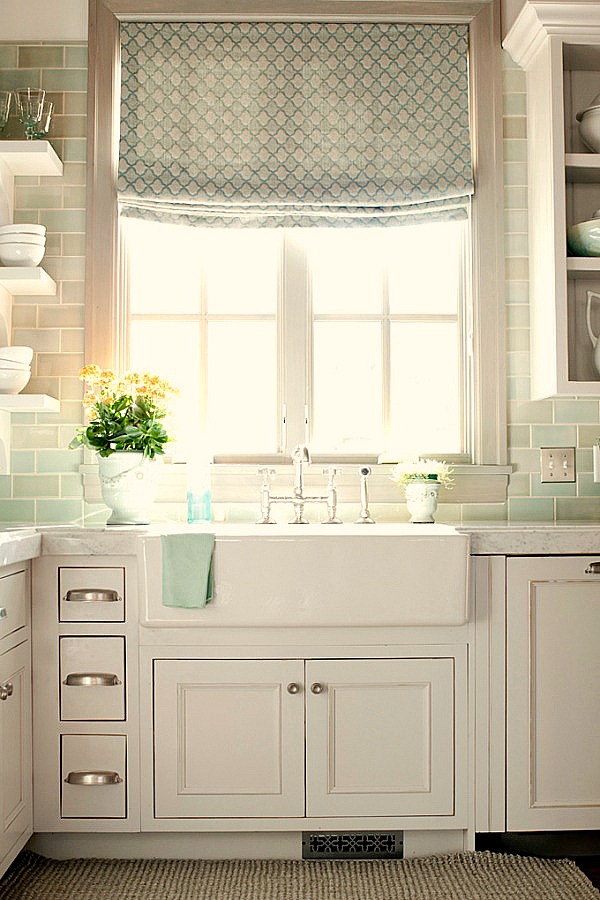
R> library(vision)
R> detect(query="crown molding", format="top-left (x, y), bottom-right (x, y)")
top-left (503, 2), bottom-right (600, 68)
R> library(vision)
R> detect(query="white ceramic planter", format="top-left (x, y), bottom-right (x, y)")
top-left (98, 452), bottom-right (162, 525)
top-left (404, 478), bottom-right (440, 524)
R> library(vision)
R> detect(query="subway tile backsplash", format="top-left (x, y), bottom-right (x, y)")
top-left (0, 44), bottom-right (599, 523)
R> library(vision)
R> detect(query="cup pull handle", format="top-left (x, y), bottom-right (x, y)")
top-left (0, 607), bottom-right (7, 619)
top-left (585, 562), bottom-right (600, 574)
top-left (64, 771), bottom-right (122, 786)
top-left (63, 589), bottom-right (121, 603)
top-left (63, 673), bottom-right (121, 687)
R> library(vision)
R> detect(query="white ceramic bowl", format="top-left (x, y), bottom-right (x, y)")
top-left (0, 368), bottom-right (31, 394)
top-left (0, 243), bottom-right (45, 266)
top-left (0, 345), bottom-right (33, 364)
top-left (0, 233), bottom-right (46, 246)
top-left (0, 223), bottom-right (46, 237)
top-left (0, 360), bottom-right (31, 372)
top-left (577, 107), bottom-right (600, 153)
top-left (567, 213), bottom-right (600, 256)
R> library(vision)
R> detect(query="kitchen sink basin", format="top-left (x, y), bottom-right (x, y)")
top-left (140, 524), bottom-right (470, 628)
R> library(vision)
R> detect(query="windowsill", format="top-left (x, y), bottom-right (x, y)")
top-left (80, 461), bottom-right (512, 506)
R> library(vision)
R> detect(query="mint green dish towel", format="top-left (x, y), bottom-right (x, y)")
top-left (161, 533), bottom-right (215, 608)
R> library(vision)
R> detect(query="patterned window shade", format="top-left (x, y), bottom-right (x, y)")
top-left (118, 21), bottom-right (473, 227)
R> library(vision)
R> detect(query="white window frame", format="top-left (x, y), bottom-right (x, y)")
top-left (85, 0), bottom-right (508, 503)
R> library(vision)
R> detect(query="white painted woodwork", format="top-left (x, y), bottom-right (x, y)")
top-left (0, 567), bottom-right (27, 641)
top-left (153, 658), bottom-right (305, 819)
top-left (59, 566), bottom-right (125, 622)
top-left (60, 636), bottom-right (125, 721)
top-left (0, 268), bottom-right (57, 296)
top-left (506, 555), bottom-right (600, 830)
top-left (0, 395), bottom-right (59, 413)
top-left (504, 8), bottom-right (600, 397)
top-left (0, 639), bottom-right (32, 873)
top-left (305, 658), bottom-right (455, 818)
top-left (61, 733), bottom-right (127, 819)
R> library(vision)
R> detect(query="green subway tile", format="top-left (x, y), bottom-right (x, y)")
top-left (577, 448), bottom-right (593, 473)
top-left (45, 233), bottom-right (61, 256)
top-left (505, 281), bottom-right (529, 304)
top-left (0, 46), bottom-right (18, 67)
top-left (507, 376), bottom-right (531, 401)
top-left (18, 45), bottom-right (64, 68)
top-left (61, 138), bottom-right (86, 162)
top-left (41, 68), bottom-right (87, 93)
top-left (15, 185), bottom-right (63, 208)
top-left (504, 93), bottom-right (527, 116)
top-left (13, 305), bottom-right (37, 328)
top-left (578, 424), bottom-right (600, 447)
top-left (0, 499), bottom-right (35, 523)
top-left (506, 305), bottom-right (530, 328)
top-left (508, 448), bottom-right (541, 472)
top-left (531, 479), bottom-right (577, 497)
top-left (506, 329), bottom-right (530, 351)
top-left (13, 425), bottom-right (59, 450)
top-left (60, 161), bottom-right (86, 186)
top-left (508, 424), bottom-right (531, 447)
top-left (13, 473), bottom-right (60, 498)
top-left (43, 91), bottom-right (64, 114)
top-left (0, 68), bottom-right (41, 90)
top-left (50, 114), bottom-right (87, 139)
top-left (507, 472), bottom-right (531, 497)
top-left (505, 257), bottom-right (529, 280)
top-left (503, 162), bottom-right (528, 187)
top-left (554, 400), bottom-right (600, 423)
top-left (42, 256), bottom-right (86, 282)
top-left (0, 478), bottom-right (10, 499)
top-left (12, 328), bottom-right (60, 351)
top-left (505, 209), bottom-right (529, 233)
top-left (61, 282), bottom-right (85, 303)
top-left (26, 376), bottom-right (60, 396)
top-left (65, 46), bottom-right (88, 68)
top-left (503, 141), bottom-right (527, 163)
top-left (508, 400), bottom-right (553, 425)
top-left (36, 352), bottom-right (83, 377)
top-left (508, 497), bottom-right (554, 521)
top-left (60, 376), bottom-right (84, 401)
top-left (10, 451), bottom-right (35, 474)
top-left (502, 50), bottom-right (520, 69)
top-left (556, 497), bottom-right (600, 520)
top-left (577, 473), bottom-right (600, 497)
top-left (10, 413), bottom-right (35, 425)
top-left (36, 498), bottom-right (83, 524)
top-left (40, 209), bottom-right (86, 232)
top-left (63, 185), bottom-right (86, 208)
top-left (38, 305), bottom-right (84, 328)
top-left (503, 68), bottom-right (526, 93)
top-left (12, 209), bottom-right (41, 226)
top-left (83, 504), bottom-right (111, 526)
top-left (36, 448), bottom-right (81, 473)
top-left (505, 233), bottom-right (529, 256)
top-left (507, 351), bottom-right (530, 377)
top-left (64, 92), bottom-right (87, 115)
top-left (460, 502), bottom-right (508, 522)
top-left (62, 234), bottom-right (86, 256)
top-left (532, 424), bottom-right (577, 446)
top-left (504, 185), bottom-right (528, 210)
top-left (503, 117), bottom-right (527, 139)
top-left (37, 401), bottom-right (83, 425)
top-left (60, 331), bottom-right (84, 353)
top-left (60, 473), bottom-right (84, 498)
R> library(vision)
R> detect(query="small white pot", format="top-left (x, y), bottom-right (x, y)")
top-left (404, 478), bottom-right (440, 524)
top-left (97, 451), bottom-right (162, 525)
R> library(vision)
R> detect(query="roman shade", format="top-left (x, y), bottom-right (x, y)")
top-left (118, 21), bottom-right (473, 227)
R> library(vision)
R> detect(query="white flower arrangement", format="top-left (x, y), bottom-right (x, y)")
top-left (389, 458), bottom-right (454, 489)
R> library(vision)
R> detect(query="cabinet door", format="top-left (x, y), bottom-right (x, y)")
top-left (305, 657), bottom-right (455, 817)
top-left (507, 556), bottom-right (600, 830)
top-left (0, 640), bottom-right (32, 864)
top-left (153, 658), bottom-right (305, 818)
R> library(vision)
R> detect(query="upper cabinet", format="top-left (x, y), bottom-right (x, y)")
top-left (504, 3), bottom-right (600, 398)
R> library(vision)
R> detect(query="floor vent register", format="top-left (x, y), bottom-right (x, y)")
top-left (302, 831), bottom-right (403, 860)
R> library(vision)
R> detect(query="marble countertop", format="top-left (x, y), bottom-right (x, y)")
top-left (1, 522), bottom-right (600, 562)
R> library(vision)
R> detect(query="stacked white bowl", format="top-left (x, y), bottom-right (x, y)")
top-left (0, 345), bottom-right (33, 393)
top-left (0, 224), bottom-right (46, 267)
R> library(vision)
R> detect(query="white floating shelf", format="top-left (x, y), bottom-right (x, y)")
top-left (0, 394), bottom-right (59, 413)
top-left (567, 258), bottom-right (600, 278)
top-left (0, 267), bottom-right (56, 295)
top-left (565, 153), bottom-right (600, 183)
top-left (0, 140), bottom-right (63, 176)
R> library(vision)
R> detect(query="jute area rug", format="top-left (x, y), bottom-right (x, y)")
top-left (1, 850), bottom-right (598, 900)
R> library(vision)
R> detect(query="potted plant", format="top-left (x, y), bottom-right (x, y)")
top-left (70, 365), bottom-right (177, 524)
top-left (389, 459), bottom-right (453, 523)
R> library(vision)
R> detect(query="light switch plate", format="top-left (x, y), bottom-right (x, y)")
top-left (540, 447), bottom-right (576, 483)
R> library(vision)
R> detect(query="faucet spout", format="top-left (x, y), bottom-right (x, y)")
top-left (292, 443), bottom-right (311, 497)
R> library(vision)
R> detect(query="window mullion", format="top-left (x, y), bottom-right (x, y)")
top-left (282, 232), bottom-right (309, 456)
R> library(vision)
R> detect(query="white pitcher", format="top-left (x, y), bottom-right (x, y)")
top-left (585, 290), bottom-right (600, 376)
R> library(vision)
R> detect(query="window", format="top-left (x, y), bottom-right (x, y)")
top-left (87, 1), bottom-right (506, 490)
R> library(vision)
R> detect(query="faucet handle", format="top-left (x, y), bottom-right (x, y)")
top-left (258, 466), bottom-right (276, 481)
top-left (292, 443), bottom-right (311, 465)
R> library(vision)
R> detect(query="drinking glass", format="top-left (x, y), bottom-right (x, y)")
top-left (14, 88), bottom-right (45, 140)
top-left (33, 100), bottom-right (54, 139)
top-left (0, 91), bottom-right (11, 135)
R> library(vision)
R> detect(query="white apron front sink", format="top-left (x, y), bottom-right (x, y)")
top-left (140, 524), bottom-right (469, 628)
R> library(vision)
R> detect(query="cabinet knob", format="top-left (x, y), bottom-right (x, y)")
top-left (286, 682), bottom-right (301, 694)
top-left (310, 682), bottom-right (324, 694)
top-left (585, 562), bottom-right (600, 574)
top-left (0, 682), bottom-right (12, 700)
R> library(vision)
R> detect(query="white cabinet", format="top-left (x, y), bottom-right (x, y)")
top-left (0, 564), bottom-right (32, 880)
top-left (151, 654), bottom-right (461, 825)
top-left (506, 555), bottom-right (600, 830)
top-left (504, 6), bottom-right (600, 397)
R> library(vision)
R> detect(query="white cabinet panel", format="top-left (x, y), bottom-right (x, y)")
top-left (507, 556), bottom-right (600, 830)
top-left (0, 568), bottom-right (27, 640)
top-left (61, 734), bottom-right (127, 819)
top-left (0, 640), bottom-right (31, 864)
top-left (305, 658), bottom-right (455, 818)
top-left (60, 636), bottom-right (125, 721)
top-left (59, 567), bottom-right (125, 622)
top-left (153, 659), bottom-right (305, 818)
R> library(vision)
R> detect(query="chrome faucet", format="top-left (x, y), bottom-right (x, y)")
top-left (258, 444), bottom-right (341, 525)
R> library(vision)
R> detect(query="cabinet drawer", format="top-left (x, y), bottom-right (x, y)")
top-left (60, 637), bottom-right (125, 721)
top-left (0, 568), bottom-right (27, 640)
top-left (61, 734), bottom-right (127, 819)
top-left (59, 567), bottom-right (125, 623)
